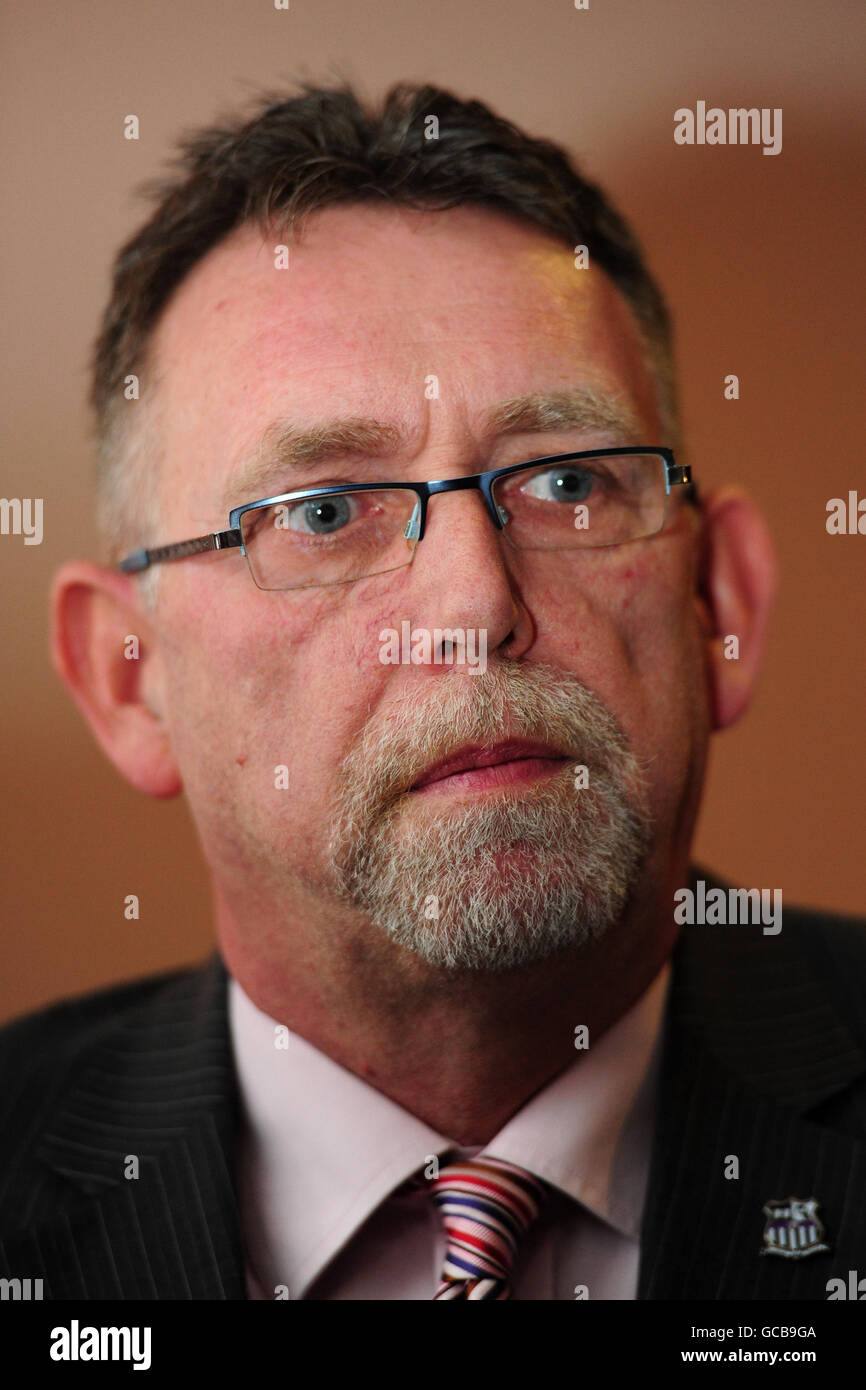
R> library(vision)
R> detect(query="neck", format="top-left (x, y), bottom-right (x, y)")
top-left (216, 878), bottom-right (680, 1145)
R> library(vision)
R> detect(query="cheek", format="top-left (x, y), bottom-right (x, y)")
top-left (617, 558), bottom-right (688, 672)
top-left (160, 576), bottom-right (403, 846)
top-left (610, 556), bottom-right (709, 820)
top-left (524, 546), bottom-right (707, 819)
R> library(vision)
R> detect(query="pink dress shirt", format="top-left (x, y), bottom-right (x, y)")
top-left (228, 961), bottom-right (670, 1300)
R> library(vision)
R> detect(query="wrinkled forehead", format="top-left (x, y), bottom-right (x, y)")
top-left (143, 203), bottom-right (662, 516)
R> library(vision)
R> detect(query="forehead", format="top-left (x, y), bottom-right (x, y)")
top-left (146, 203), bottom-right (660, 508)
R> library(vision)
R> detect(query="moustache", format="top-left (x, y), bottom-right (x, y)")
top-left (337, 661), bottom-right (638, 808)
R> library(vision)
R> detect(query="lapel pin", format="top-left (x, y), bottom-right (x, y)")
top-left (761, 1197), bottom-right (830, 1259)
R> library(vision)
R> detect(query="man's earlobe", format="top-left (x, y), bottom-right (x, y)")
top-left (698, 489), bottom-right (777, 730)
top-left (50, 561), bottom-right (183, 798)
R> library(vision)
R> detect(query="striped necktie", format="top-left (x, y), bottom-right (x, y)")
top-left (430, 1155), bottom-right (548, 1299)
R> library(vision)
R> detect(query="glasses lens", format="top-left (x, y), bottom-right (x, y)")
top-left (492, 452), bottom-right (667, 550)
top-left (239, 488), bottom-right (419, 590)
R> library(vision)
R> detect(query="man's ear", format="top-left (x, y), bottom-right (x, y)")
top-left (50, 561), bottom-right (183, 797)
top-left (698, 488), bottom-right (777, 730)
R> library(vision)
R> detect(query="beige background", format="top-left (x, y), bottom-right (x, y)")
top-left (1, 0), bottom-right (864, 1021)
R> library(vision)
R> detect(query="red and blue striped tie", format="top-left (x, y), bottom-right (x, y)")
top-left (430, 1156), bottom-right (548, 1299)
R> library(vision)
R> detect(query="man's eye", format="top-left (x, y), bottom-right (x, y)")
top-left (284, 494), bottom-right (359, 535)
top-left (520, 466), bottom-right (597, 503)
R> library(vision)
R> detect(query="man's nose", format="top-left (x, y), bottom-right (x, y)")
top-left (406, 487), bottom-right (534, 661)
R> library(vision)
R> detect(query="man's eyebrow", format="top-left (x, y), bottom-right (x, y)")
top-left (486, 386), bottom-right (643, 439)
top-left (222, 418), bottom-right (403, 508)
top-left (221, 387), bottom-right (643, 508)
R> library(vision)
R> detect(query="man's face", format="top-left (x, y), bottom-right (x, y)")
top-left (143, 204), bottom-right (709, 974)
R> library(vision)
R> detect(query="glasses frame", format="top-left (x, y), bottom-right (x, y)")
top-left (117, 446), bottom-right (695, 588)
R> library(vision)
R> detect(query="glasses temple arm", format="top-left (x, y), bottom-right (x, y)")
top-left (118, 529), bottom-right (242, 573)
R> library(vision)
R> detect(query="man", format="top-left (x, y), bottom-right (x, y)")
top-left (1, 81), bottom-right (864, 1301)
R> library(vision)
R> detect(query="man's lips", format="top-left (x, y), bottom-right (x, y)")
top-left (409, 740), bottom-right (571, 794)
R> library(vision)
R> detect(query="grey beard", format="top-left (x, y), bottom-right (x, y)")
top-left (327, 662), bottom-right (653, 973)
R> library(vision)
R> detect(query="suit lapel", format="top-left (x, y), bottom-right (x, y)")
top-left (638, 877), bottom-right (866, 1299)
top-left (5, 881), bottom-right (863, 1301)
top-left (0, 954), bottom-right (247, 1299)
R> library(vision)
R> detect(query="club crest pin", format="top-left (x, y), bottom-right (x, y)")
top-left (761, 1197), bottom-right (830, 1259)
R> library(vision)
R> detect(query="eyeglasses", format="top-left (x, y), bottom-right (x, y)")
top-left (118, 447), bottom-right (695, 592)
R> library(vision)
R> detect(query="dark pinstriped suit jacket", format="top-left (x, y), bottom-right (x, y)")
top-left (2, 879), bottom-right (865, 1299)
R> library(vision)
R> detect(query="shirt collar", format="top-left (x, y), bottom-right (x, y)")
top-left (481, 961), bottom-right (670, 1237)
top-left (229, 960), bottom-right (669, 1298)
